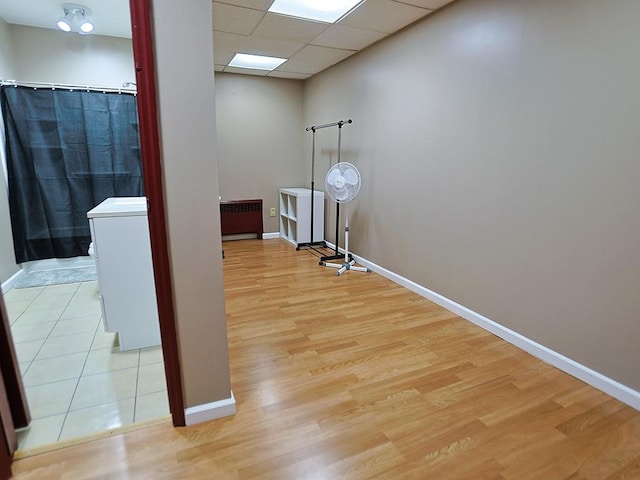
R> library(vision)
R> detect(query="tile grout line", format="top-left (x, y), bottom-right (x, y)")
top-left (132, 346), bottom-right (142, 424)
top-left (11, 281), bottom-right (84, 449)
top-left (61, 300), bottom-right (142, 438)
top-left (56, 281), bottom-right (92, 442)
top-left (7, 284), bottom-right (45, 326)
top-left (14, 280), bottom-right (165, 448)
top-left (57, 297), bottom-right (105, 443)
top-left (18, 282), bottom-right (83, 382)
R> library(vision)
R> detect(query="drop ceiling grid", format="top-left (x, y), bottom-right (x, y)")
top-left (212, 2), bottom-right (266, 36)
top-left (392, 0), bottom-right (456, 8)
top-left (339, 0), bottom-right (433, 34)
top-left (276, 45), bottom-right (357, 76)
top-left (252, 13), bottom-right (330, 43)
top-left (310, 25), bottom-right (387, 51)
top-left (212, 0), bottom-right (453, 78)
top-left (0, 0), bottom-right (457, 77)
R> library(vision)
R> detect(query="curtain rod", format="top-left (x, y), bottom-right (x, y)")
top-left (305, 119), bottom-right (352, 132)
top-left (0, 79), bottom-right (137, 94)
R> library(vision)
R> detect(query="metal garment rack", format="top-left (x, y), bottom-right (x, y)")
top-left (296, 119), bottom-right (353, 265)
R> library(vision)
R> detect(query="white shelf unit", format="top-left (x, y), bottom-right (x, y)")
top-left (279, 188), bottom-right (324, 247)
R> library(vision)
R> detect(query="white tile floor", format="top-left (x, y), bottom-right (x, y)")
top-left (5, 280), bottom-right (169, 451)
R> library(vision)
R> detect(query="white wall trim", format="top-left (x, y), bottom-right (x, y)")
top-left (222, 232), bottom-right (280, 241)
top-left (1, 268), bottom-right (23, 294)
top-left (221, 233), bottom-right (257, 242)
top-left (325, 242), bottom-right (640, 411)
top-left (184, 391), bottom-right (236, 426)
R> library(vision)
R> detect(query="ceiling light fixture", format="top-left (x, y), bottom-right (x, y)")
top-left (228, 53), bottom-right (287, 71)
top-left (56, 3), bottom-right (94, 34)
top-left (268, 0), bottom-right (364, 23)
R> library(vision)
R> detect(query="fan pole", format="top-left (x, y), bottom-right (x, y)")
top-left (341, 204), bottom-right (350, 273)
top-left (336, 123), bottom-right (342, 257)
top-left (321, 202), bottom-right (371, 276)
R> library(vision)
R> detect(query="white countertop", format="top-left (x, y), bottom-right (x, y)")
top-left (87, 197), bottom-right (148, 218)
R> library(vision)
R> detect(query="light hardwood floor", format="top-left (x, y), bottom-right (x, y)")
top-left (11, 239), bottom-right (640, 479)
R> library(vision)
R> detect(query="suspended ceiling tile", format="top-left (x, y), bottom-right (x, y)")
top-left (267, 71), bottom-right (312, 80)
top-left (240, 36), bottom-right (305, 59)
top-left (213, 0), bottom-right (273, 10)
top-left (213, 31), bottom-right (247, 52)
top-left (224, 66), bottom-right (270, 76)
top-left (392, 0), bottom-right (455, 8)
top-left (279, 45), bottom-right (355, 75)
top-left (213, 31), bottom-right (247, 64)
top-left (340, 0), bottom-right (430, 34)
top-left (311, 24), bottom-right (387, 51)
top-left (253, 12), bottom-right (329, 44)
top-left (212, 2), bottom-right (265, 35)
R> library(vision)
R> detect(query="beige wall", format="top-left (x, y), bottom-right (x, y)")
top-left (10, 25), bottom-right (134, 86)
top-left (304, 0), bottom-right (640, 391)
top-left (152, 0), bottom-right (231, 407)
top-left (0, 17), bottom-right (17, 284)
top-left (215, 73), bottom-right (305, 233)
top-left (0, 17), bottom-right (15, 76)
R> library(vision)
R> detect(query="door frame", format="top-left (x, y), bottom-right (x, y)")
top-left (0, 294), bottom-right (16, 480)
top-left (0, 290), bottom-right (29, 433)
top-left (129, 0), bottom-right (185, 426)
top-left (0, 379), bottom-right (13, 480)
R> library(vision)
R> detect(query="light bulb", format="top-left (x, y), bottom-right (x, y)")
top-left (79, 20), bottom-right (94, 33)
top-left (57, 18), bottom-right (72, 32)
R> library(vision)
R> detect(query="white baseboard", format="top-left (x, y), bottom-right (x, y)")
top-left (2, 268), bottom-right (23, 294)
top-left (222, 232), bottom-right (280, 241)
top-left (184, 392), bottom-right (236, 426)
top-left (325, 242), bottom-right (640, 411)
top-left (222, 233), bottom-right (259, 241)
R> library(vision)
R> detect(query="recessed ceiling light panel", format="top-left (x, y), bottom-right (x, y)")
top-left (228, 53), bottom-right (287, 71)
top-left (268, 0), bottom-right (364, 24)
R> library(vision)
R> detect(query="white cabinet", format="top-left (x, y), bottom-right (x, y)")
top-left (279, 188), bottom-right (324, 246)
top-left (87, 197), bottom-right (161, 351)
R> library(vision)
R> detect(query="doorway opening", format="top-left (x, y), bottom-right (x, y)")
top-left (0, 0), bottom-right (182, 454)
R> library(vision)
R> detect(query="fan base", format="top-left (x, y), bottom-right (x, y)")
top-left (321, 259), bottom-right (371, 276)
top-left (319, 252), bottom-right (352, 264)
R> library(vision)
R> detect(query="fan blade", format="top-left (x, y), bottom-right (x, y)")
top-left (334, 187), bottom-right (349, 202)
top-left (326, 168), bottom-right (342, 186)
top-left (343, 168), bottom-right (359, 185)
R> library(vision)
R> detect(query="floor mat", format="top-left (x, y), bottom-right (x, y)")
top-left (13, 266), bottom-right (97, 288)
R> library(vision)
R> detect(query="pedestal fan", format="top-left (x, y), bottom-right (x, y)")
top-left (321, 162), bottom-right (371, 276)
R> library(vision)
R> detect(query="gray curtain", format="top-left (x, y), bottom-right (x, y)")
top-left (0, 86), bottom-right (143, 263)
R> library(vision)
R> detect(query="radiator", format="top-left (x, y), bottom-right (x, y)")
top-left (220, 199), bottom-right (263, 238)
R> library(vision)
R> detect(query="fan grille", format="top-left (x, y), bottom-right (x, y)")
top-left (325, 162), bottom-right (361, 203)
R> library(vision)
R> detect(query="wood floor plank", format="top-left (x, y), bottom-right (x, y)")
top-left (11, 239), bottom-right (640, 479)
